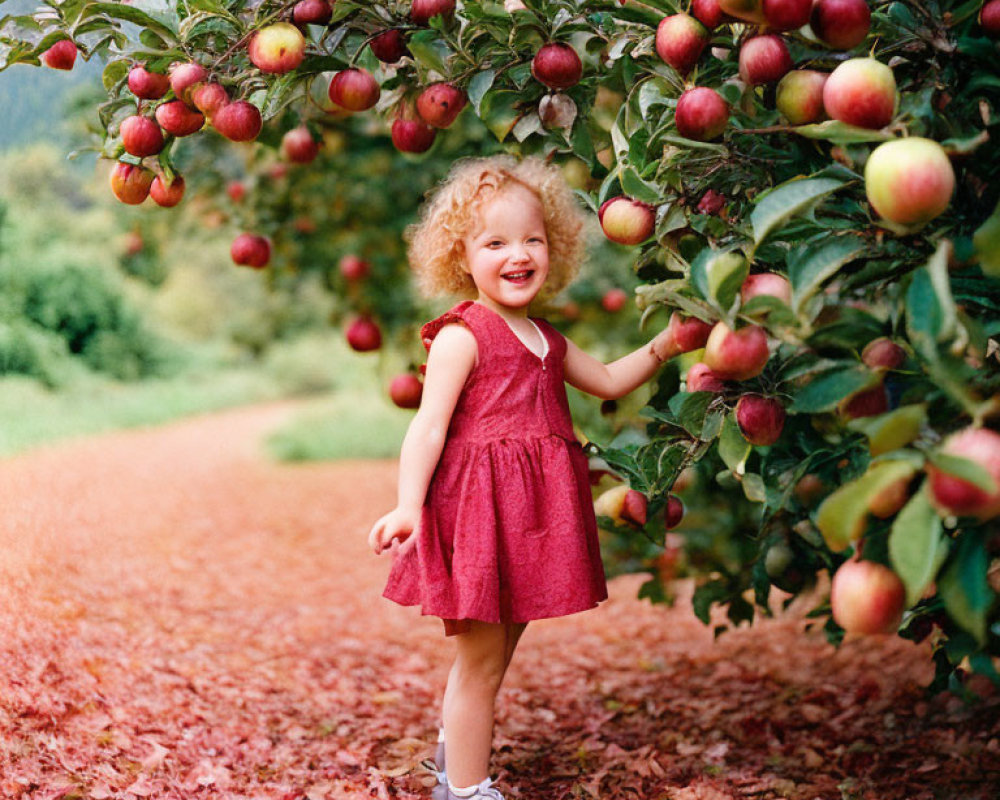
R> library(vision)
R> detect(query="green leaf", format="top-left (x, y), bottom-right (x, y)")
top-left (792, 120), bottom-right (894, 145)
top-left (973, 197), bottom-right (1000, 279)
top-left (815, 460), bottom-right (918, 552)
top-left (667, 391), bottom-right (713, 438)
top-left (939, 530), bottom-right (994, 643)
top-left (718, 412), bottom-right (750, 474)
top-left (619, 166), bottom-right (663, 205)
top-left (788, 235), bottom-right (865, 313)
top-left (689, 248), bottom-right (747, 317)
top-left (847, 404), bottom-right (927, 456)
top-left (742, 473), bottom-right (767, 503)
top-left (905, 242), bottom-right (958, 359)
top-left (407, 29), bottom-right (452, 77)
top-left (788, 365), bottom-right (876, 414)
top-left (101, 59), bottom-right (129, 91)
top-left (889, 486), bottom-right (948, 606)
top-left (480, 89), bottom-right (521, 142)
top-left (467, 68), bottom-right (495, 115)
top-left (692, 579), bottom-right (730, 624)
top-left (926, 452), bottom-right (999, 495)
top-left (751, 176), bottom-right (847, 247)
top-left (77, 2), bottom-right (178, 41)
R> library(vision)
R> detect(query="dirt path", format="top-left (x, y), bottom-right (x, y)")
top-left (1, 403), bottom-right (997, 800)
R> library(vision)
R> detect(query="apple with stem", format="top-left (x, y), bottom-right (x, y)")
top-left (675, 87), bottom-right (729, 141)
top-left (192, 82), bottom-right (230, 119)
top-left (248, 23), bottom-right (306, 74)
top-left (346, 316), bottom-right (383, 352)
top-left (864, 138), bottom-right (955, 226)
top-left (109, 162), bottom-right (154, 205)
top-left (531, 43), bottom-right (582, 90)
top-left (328, 68), bottom-right (381, 111)
top-left (155, 100), bottom-right (205, 136)
top-left (823, 57), bottom-right (896, 129)
top-left (739, 35), bottom-right (793, 86)
top-left (149, 174), bottom-right (185, 207)
top-left (293, 0), bottom-right (333, 26)
top-left (664, 495), bottom-right (685, 529)
top-left (776, 70), bottom-right (828, 125)
top-left (811, 0), bottom-right (871, 50)
top-left (390, 374), bottom-right (423, 409)
top-left (169, 62), bottom-right (207, 104)
top-left (392, 117), bottom-right (437, 153)
top-left (281, 126), bottom-right (320, 163)
top-left (370, 29), bottom-right (407, 62)
top-left (861, 337), bottom-right (906, 369)
top-left (741, 272), bottom-right (792, 305)
top-left (703, 322), bottom-right (770, 381)
top-left (687, 362), bottom-right (726, 393)
top-left (735, 394), bottom-right (786, 446)
top-left (655, 14), bottom-right (709, 76)
top-left (416, 83), bottom-right (467, 128)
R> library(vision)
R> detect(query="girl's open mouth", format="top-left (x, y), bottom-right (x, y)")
top-left (502, 270), bottom-right (534, 283)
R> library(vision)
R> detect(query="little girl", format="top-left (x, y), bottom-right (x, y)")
top-left (368, 156), bottom-right (677, 800)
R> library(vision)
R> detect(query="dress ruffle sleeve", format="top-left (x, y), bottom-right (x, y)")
top-left (419, 300), bottom-right (474, 352)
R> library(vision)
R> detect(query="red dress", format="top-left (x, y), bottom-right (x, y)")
top-left (383, 300), bottom-right (608, 634)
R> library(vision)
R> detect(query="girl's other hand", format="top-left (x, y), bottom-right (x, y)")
top-left (368, 507), bottom-right (421, 556)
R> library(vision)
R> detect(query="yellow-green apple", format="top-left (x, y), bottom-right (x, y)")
top-left (594, 485), bottom-right (629, 522)
top-left (226, 180), bottom-right (246, 203)
top-left (281, 126), bottom-right (320, 163)
top-left (602, 288), bottom-right (629, 313)
top-left (416, 83), bottom-right (467, 128)
top-left (983, 0), bottom-right (1000, 36)
top-left (128, 65), bottom-right (170, 99)
top-left (168, 62), bottom-right (207, 104)
top-left (861, 337), bottom-right (906, 369)
top-left (42, 39), bottom-right (77, 70)
top-left (864, 138), bottom-right (955, 226)
top-left (539, 93), bottom-right (578, 130)
top-left (212, 100), bottom-right (262, 142)
top-left (655, 14), bottom-right (709, 76)
top-left (248, 23), bottom-right (305, 74)
top-left (736, 394), bottom-right (786, 445)
top-left (230, 233), bottom-right (271, 268)
top-left (149, 174), bottom-right (185, 207)
top-left (927, 427), bottom-right (1000, 520)
top-left (687, 362), bottom-right (727, 393)
top-left (346, 316), bottom-right (382, 352)
top-left (675, 87), bottom-right (729, 141)
top-left (830, 559), bottom-right (906, 635)
top-left (155, 100), bottom-right (205, 136)
top-left (370, 29), bottom-right (407, 62)
top-left (741, 272), bottom-right (792, 305)
top-left (339, 255), bottom-right (370, 281)
top-left (664, 495), bottom-right (685, 529)
top-left (869, 476), bottom-right (911, 518)
top-left (389, 374), bottom-right (423, 409)
top-left (599, 196), bottom-right (656, 245)
top-left (718, 0), bottom-right (766, 24)
top-left (692, 0), bottom-right (725, 29)
top-left (697, 189), bottom-right (727, 215)
top-left (823, 57), bottom-right (896, 129)
top-left (328, 68), bottom-right (380, 111)
top-left (703, 322), bottom-right (770, 381)
top-left (119, 115), bottom-right (164, 158)
top-left (109, 162), bottom-right (154, 205)
top-left (192, 82), bottom-right (230, 118)
top-left (739, 34), bottom-right (792, 85)
top-left (531, 43), bottom-right (582, 89)
top-left (411, 0), bottom-right (456, 24)
top-left (391, 118), bottom-right (436, 153)
top-left (838, 383), bottom-right (888, 419)
top-left (763, 0), bottom-right (811, 31)
top-left (776, 70), bottom-right (828, 124)
top-left (810, 0), bottom-right (871, 50)
top-left (293, 0), bottom-right (332, 26)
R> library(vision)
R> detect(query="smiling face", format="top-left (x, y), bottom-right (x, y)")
top-left (461, 182), bottom-right (550, 317)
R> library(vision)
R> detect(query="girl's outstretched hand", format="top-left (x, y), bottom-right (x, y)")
top-left (368, 507), bottom-right (421, 556)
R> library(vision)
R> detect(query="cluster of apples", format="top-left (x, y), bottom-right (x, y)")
top-left (594, 485), bottom-right (686, 533)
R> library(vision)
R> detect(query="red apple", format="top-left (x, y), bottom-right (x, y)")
top-left (293, 0), bottom-right (333, 26)
top-left (389, 374), bottom-right (423, 409)
top-left (664, 495), bottom-right (685, 529)
top-left (839, 383), bottom-right (889, 419)
top-left (864, 138), bottom-right (955, 226)
top-left (416, 83), bottom-right (467, 128)
top-left (823, 57), bottom-right (896, 129)
top-left (124, 230), bottom-right (144, 256)
top-left (655, 14), bottom-right (710, 76)
top-left (293, 216), bottom-right (316, 234)
top-left (391, 118), bottom-right (437, 153)
top-left (248, 22), bottom-right (306, 74)
top-left (370, 29), bottom-right (408, 62)
top-left (169, 62), bottom-right (207, 105)
top-left (763, 0), bottom-right (811, 30)
top-left (192, 82), bottom-right (230, 118)
top-left (109, 162), bottom-right (154, 205)
top-left (741, 272), bottom-right (792, 305)
top-left (736, 394), bottom-right (786, 446)
top-left (128, 65), bottom-right (170, 99)
top-left (675, 87), bottom-right (729, 141)
top-left (861, 337), bottom-right (906, 369)
top-left (212, 100), bottom-right (262, 142)
top-left (155, 100), bottom-right (205, 136)
top-left (830, 559), bottom-right (906, 635)
top-left (328, 68), bottom-right (381, 111)
top-left (226, 180), bottom-right (246, 203)
top-left (598, 197), bottom-right (656, 245)
top-left (602, 288), bottom-right (629, 313)
top-left (531, 43), bottom-right (582, 90)
top-left (411, 0), bottom-right (456, 25)
top-left (738, 34), bottom-right (793, 86)
top-left (662, 312), bottom-right (713, 358)
top-left (687, 362), bottom-right (727, 393)
top-left (697, 189), bottom-right (727, 215)
top-left (810, 0), bottom-right (871, 50)
top-left (703, 322), bottom-right (770, 381)
top-left (927, 427), bottom-right (1000, 520)
top-left (346, 316), bottom-right (382, 352)
top-left (621, 490), bottom-right (648, 527)
top-left (281, 126), bottom-right (320, 163)
top-left (339, 255), bottom-right (370, 281)
top-left (230, 233), bottom-right (271, 268)
top-left (776, 69), bottom-right (828, 125)
top-left (149, 174), bottom-right (185, 207)
top-left (692, 0), bottom-right (725, 29)
top-left (119, 115), bottom-right (164, 158)
top-left (983, 0), bottom-right (1000, 36)
top-left (41, 39), bottom-right (77, 70)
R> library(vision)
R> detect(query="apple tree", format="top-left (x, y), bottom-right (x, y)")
top-left (3, 0), bottom-right (999, 692)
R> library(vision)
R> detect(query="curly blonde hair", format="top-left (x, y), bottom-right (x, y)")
top-left (406, 155), bottom-right (587, 300)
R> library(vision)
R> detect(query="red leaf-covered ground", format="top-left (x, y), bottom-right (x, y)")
top-left (1, 403), bottom-right (998, 800)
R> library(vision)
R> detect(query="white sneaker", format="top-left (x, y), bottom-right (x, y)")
top-left (439, 777), bottom-right (505, 800)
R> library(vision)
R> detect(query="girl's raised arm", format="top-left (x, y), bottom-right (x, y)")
top-left (368, 323), bottom-right (477, 555)
top-left (563, 328), bottom-right (674, 401)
